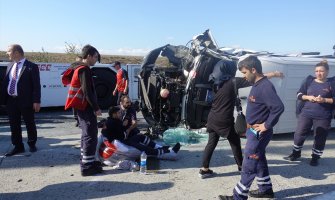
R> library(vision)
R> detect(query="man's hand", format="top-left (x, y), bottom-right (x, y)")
top-left (112, 90), bottom-right (117, 96)
top-left (33, 103), bottom-right (40, 112)
top-left (123, 88), bottom-right (128, 94)
top-left (253, 123), bottom-right (267, 133)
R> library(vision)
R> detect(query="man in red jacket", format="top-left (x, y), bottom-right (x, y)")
top-left (63, 44), bottom-right (102, 176)
top-left (112, 61), bottom-right (128, 105)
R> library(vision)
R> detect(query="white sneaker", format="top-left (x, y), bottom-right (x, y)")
top-left (103, 160), bottom-right (114, 166)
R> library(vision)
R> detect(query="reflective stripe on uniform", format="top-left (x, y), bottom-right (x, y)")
top-left (293, 144), bottom-right (303, 151)
top-left (312, 148), bottom-right (323, 156)
top-left (234, 186), bottom-right (248, 197)
top-left (256, 176), bottom-right (270, 181)
top-left (256, 176), bottom-right (272, 185)
top-left (67, 93), bottom-right (84, 99)
top-left (69, 86), bottom-right (80, 92)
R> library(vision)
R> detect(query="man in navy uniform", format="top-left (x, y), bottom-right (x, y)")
top-left (219, 56), bottom-right (284, 200)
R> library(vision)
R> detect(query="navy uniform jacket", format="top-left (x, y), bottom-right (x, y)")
top-left (101, 117), bottom-right (126, 142)
top-left (0, 60), bottom-right (41, 107)
top-left (246, 77), bottom-right (284, 130)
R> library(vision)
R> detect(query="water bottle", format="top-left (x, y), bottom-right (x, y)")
top-left (140, 151), bottom-right (147, 174)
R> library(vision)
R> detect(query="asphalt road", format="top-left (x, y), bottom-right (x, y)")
top-left (0, 108), bottom-right (335, 200)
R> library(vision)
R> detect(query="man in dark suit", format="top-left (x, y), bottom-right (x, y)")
top-left (0, 44), bottom-right (41, 156)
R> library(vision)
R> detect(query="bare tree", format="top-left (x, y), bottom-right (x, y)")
top-left (64, 42), bottom-right (81, 55)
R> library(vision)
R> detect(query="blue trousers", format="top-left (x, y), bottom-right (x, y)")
top-left (77, 107), bottom-right (98, 171)
top-left (292, 114), bottom-right (330, 157)
top-left (233, 128), bottom-right (273, 200)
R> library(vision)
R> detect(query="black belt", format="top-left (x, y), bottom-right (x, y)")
top-left (9, 95), bottom-right (18, 98)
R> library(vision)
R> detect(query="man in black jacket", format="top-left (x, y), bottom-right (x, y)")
top-left (0, 44), bottom-right (41, 156)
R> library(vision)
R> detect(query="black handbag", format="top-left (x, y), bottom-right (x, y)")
top-left (232, 78), bottom-right (247, 137)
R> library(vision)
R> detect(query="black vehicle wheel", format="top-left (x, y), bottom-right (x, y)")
top-left (92, 68), bottom-right (117, 109)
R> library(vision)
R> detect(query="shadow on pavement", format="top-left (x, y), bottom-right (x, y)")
top-left (1, 181), bottom-right (174, 200)
top-left (275, 183), bottom-right (335, 200)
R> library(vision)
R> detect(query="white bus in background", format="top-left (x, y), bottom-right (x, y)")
top-left (0, 62), bottom-right (141, 109)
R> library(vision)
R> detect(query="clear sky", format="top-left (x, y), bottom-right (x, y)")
top-left (1, 0), bottom-right (334, 56)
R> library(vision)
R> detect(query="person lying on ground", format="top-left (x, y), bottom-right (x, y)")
top-left (101, 106), bottom-right (181, 159)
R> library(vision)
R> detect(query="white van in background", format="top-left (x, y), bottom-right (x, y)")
top-left (0, 62), bottom-right (141, 109)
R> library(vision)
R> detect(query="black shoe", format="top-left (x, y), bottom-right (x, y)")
top-left (249, 189), bottom-right (274, 198)
top-left (286, 151), bottom-right (301, 161)
top-left (93, 161), bottom-right (105, 168)
top-left (218, 195), bottom-right (234, 200)
top-left (5, 146), bottom-right (25, 157)
top-left (198, 169), bottom-right (214, 179)
top-left (81, 166), bottom-right (103, 176)
top-left (310, 156), bottom-right (319, 166)
top-left (172, 142), bottom-right (181, 153)
top-left (29, 145), bottom-right (37, 153)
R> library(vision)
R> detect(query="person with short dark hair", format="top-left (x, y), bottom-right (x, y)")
top-left (219, 56), bottom-right (284, 200)
top-left (101, 106), bottom-right (180, 158)
top-left (112, 61), bottom-right (128, 105)
top-left (286, 60), bottom-right (335, 166)
top-left (63, 44), bottom-right (102, 176)
top-left (0, 44), bottom-right (41, 156)
top-left (118, 95), bottom-right (139, 138)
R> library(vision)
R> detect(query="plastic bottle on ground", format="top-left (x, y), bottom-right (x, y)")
top-left (140, 151), bottom-right (147, 174)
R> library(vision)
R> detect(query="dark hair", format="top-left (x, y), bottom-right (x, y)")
top-left (114, 61), bottom-right (121, 67)
top-left (108, 106), bottom-right (120, 117)
top-left (315, 60), bottom-right (329, 71)
top-left (238, 55), bottom-right (263, 74)
top-left (120, 95), bottom-right (130, 103)
top-left (12, 44), bottom-right (24, 56)
top-left (81, 44), bottom-right (99, 59)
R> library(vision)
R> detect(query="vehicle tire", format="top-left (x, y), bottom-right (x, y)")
top-left (92, 68), bottom-right (117, 109)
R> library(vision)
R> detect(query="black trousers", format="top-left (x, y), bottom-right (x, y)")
top-left (293, 114), bottom-right (330, 157)
top-left (202, 126), bottom-right (243, 168)
top-left (77, 106), bottom-right (98, 170)
top-left (6, 96), bottom-right (37, 147)
top-left (123, 134), bottom-right (159, 156)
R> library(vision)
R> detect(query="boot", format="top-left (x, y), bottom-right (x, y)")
top-left (249, 188), bottom-right (274, 198)
top-left (172, 142), bottom-right (181, 153)
top-left (310, 154), bottom-right (320, 166)
top-left (286, 150), bottom-right (301, 161)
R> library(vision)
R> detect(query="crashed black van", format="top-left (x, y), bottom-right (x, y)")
top-left (138, 30), bottom-right (335, 136)
top-left (138, 30), bottom-right (238, 135)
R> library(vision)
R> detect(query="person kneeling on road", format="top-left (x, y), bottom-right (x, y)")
top-left (101, 106), bottom-right (180, 160)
